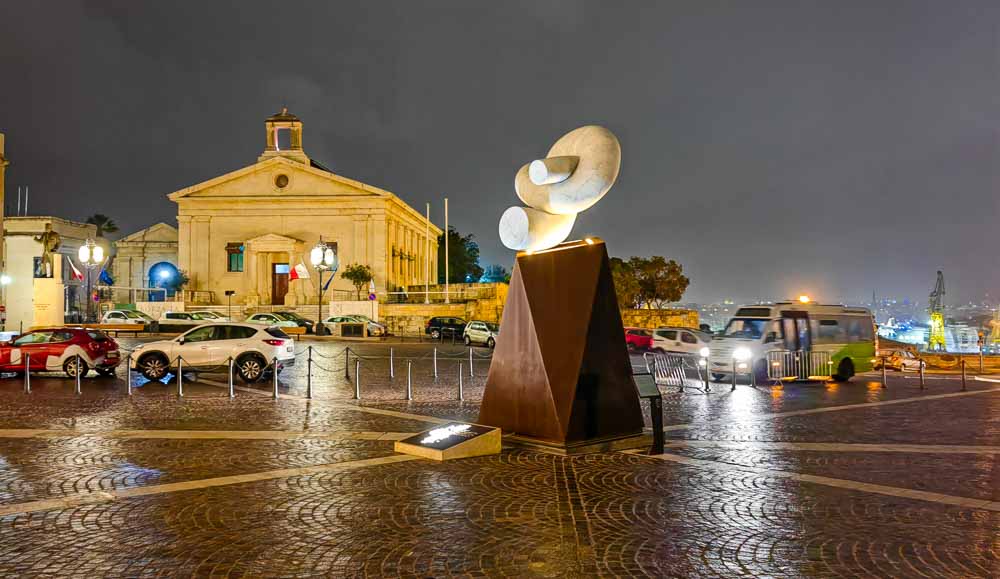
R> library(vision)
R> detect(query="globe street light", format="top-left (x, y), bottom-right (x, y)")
top-left (310, 237), bottom-right (338, 335)
top-left (78, 239), bottom-right (104, 323)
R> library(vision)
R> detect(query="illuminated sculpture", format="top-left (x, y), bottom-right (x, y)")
top-left (499, 126), bottom-right (621, 252)
top-left (480, 125), bottom-right (644, 452)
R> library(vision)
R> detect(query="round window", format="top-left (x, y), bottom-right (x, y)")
top-left (274, 174), bottom-right (289, 188)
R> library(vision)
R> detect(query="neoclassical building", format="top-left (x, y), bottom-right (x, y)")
top-left (117, 109), bottom-right (440, 307)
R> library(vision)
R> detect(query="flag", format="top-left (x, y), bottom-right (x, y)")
top-left (323, 272), bottom-right (335, 291)
top-left (68, 259), bottom-right (84, 281)
top-left (289, 262), bottom-right (309, 281)
top-left (99, 268), bottom-right (114, 285)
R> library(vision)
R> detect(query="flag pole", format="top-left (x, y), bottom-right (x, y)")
top-left (425, 202), bottom-right (430, 304)
top-left (444, 197), bottom-right (449, 304)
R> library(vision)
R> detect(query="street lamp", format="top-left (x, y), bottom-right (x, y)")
top-left (310, 237), bottom-right (338, 335)
top-left (78, 239), bottom-right (104, 323)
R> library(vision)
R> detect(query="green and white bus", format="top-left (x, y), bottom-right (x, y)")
top-left (708, 302), bottom-right (876, 382)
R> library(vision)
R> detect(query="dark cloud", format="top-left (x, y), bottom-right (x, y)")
top-left (1, 0), bottom-right (997, 303)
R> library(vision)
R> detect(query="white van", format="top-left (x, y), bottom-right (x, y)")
top-left (708, 302), bottom-right (876, 382)
top-left (651, 327), bottom-right (711, 356)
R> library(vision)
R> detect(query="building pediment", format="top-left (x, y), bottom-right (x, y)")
top-left (244, 232), bottom-right (304, 252)
top-left (117, 222), bottom-right (178, 244)
top-left (167, 157), bottom-right (389, 202)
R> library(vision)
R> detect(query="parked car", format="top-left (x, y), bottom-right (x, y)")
top-left (273, 311), bottom-right (315, 334)
top-left (625, 328), bottom-right (653, 351)
top-left (244, 313), bottom-right (301, 329)
top-left (425, 316), bottom-right (467, 340)
top-left (322, 315), bottom-right (375, 336)
top-left (0, 327), bottom-right (121, 378)
top-left (130, 323), bottom-right (294, 382)
top-left (873, 349), bottom-right (923, 372)
top-left (463, 321), bottom-right (499, 348)
top-left (189, 310), bottom-right (231, 322)
top-left (159, 311), bottom-right (213, 329)
top-left (651, 327), bottom-right (712, 356)
top-left (102, 309), bottom-right (156, 325)
top-left (344, 314), bottom-right (386, 337)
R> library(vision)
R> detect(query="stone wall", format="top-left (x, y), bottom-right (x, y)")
top-left (379, 303), bottom-right (469, 336)
top-left (379, 283), bottom-right (509, 336)
top-left (620, 308), bottom-right (699, 329)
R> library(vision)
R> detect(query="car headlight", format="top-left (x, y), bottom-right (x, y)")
top-left (699, 347), bottom-right (710, 358)
top-left (732, 347), bottom-right (752, 362)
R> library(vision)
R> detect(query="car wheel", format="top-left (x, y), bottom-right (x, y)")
top-left (63, 357), bottom-right (89, 379)
top-left (487, 337), bottom-right (495, 349)
top-left (431, 329), bottom-right (441, 340)
top-left (237, 354), bottom-right (267, 383)
top-left (833, 358), bottom-right (855, 382)
top-left (138, 353), bottom-right (169, 380)
top-left (464, 335), bottom-right (472, 346)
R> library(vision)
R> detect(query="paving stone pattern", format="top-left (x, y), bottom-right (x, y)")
top-left (0, 342), bottom-right (997, 577)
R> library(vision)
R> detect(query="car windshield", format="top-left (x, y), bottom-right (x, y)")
top-left (273, 313), bottom-right (296, 321)
top-left (722, 318), bottom-right (770, 340)
top-left (486, 323), bottom-right (499, 332)
top-left (86, 331), bottom-right (111, 342)
top-left (265, 327), bottom-right (290, 339)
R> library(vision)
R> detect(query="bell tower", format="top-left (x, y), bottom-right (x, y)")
top-left (258, 107), bottom-right (309, 165)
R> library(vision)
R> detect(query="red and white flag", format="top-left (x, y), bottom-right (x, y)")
top-left (289, 262), bottom-right (310, 281)
top-left (68, 258), bottom-right (85, 281)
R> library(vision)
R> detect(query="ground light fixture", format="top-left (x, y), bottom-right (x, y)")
top-left (698, 346), bottom-right (710, 368)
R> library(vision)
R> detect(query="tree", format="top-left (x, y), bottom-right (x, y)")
top-left (479, 264), bottom-right (510, 283)
top-left (341, 263), bottom-right (374, 300)
top-left (610, 257), bottom-right (641, 309)
top-left (85, 214), bottom-right (119, 237)
top-left (611, 256), bottom-right (689, 309)
top-left (437, 226), bottom-right (484, 284)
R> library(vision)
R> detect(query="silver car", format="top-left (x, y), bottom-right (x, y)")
top-left (463, 321), bottom-right (498, 348)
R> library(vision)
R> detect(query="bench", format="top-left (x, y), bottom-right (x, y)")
top-left (633, 373), bottom-right (664, 455)
top-left (282, 326), bottom-right (307, 339)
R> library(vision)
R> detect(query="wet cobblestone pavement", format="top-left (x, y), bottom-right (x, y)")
top-left (0, 340), bottom-right (997, 577)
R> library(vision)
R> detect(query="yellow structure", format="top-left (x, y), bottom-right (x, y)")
top-left (122, 109), bottom-right (440, 307)
top-left (928, 312), bottom-right (946, 351)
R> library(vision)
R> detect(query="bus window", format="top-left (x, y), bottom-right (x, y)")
top-left (814, 319), bottom-right (847, 344)
top-left (846, 318), bottom-right (873, 341)
top-left (763, 321), bottom-right (781, 344)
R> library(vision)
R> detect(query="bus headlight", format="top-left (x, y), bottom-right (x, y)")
top-left (733, 347), bottom-right (752, 362)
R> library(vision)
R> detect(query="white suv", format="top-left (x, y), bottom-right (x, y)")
top-left (130, 323), bottom-right (295, 382)
top-left (651, 327), bottom-right (711, 356)
top-left (463, 321), bottom-right (498, 348)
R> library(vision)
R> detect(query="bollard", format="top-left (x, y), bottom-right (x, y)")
top-left (918, 358), bottom-right (925, 390)
top-left (24, 353), bottom-right (30, 393)
top-left (177, 357), bottom-right (184, 397)
top-left (344, 349), bottom-right (351, 380)
top-left (354, 359), bottom-right (361, 399)
top-left (702, 359), bottom-right (710, 392)
top-left (433, 348), bottom-right (438, 380)
top-left (731, 360), bottom-right (737, 392)
top-left (643, 353), bottom-right (651, 375)
top-left (979, 349), bottom-right (984, 373)
top-left (469, 348), bottom-right (474, 377)
top-left (390, 347), bottom-right (395, 379)
top-left (459, 362), bottom-right (465, 401)
top-left (961, 359), bottom-right (967, 391)
top-left (228, 357), bottom-right (235, 398)
top-left (272, 358), bottom-right (279, 399)
top-left (306, 346), bottom-right (313, 400)
top-left (126, 354), bottom-right (133, 396)
top-left (406, 359), bottom-right (413, 401)
top-left (75, 354), bottom-right (82, 395)
top-left (880, 356), bottom-right (887, 389)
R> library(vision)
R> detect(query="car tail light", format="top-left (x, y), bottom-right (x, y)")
top-left (86, 341), bottom-right (100, 351)
top-left (263, 339), bottom-right (286, 346)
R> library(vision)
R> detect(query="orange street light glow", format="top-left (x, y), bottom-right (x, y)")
top-left (798, 295), bottom-right (810, 303)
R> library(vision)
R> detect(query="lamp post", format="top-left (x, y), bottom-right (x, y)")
top-left (310, 237), bottom-right (338, 336)
top-left (78, 239), bottom-right (104, 323)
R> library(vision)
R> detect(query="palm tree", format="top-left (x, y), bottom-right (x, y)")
top-left (85, 214), bottom-right (119, 237)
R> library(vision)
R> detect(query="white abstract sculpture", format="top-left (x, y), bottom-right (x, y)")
top-left (499, 125), bottom-right (621, 251)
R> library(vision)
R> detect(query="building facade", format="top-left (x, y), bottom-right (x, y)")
top-left (121, 109), bottom-right (440, 307)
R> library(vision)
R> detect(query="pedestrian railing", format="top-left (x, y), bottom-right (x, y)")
top-left (766, 350), bottom-right (832, 381)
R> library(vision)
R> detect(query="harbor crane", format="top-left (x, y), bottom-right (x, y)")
top-left (927, 270), bottom-right (946, 351)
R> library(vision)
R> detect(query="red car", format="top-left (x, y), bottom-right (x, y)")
top-left (0, 327), bottom-right (121, 378)
top-left (625, 327), bottom-right (653, 351)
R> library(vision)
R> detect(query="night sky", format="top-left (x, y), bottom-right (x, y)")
top-left (2, 1), bottom-right (997, 304)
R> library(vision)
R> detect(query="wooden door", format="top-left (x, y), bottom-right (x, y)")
top-left (272, 264), bottom-right (289, 305)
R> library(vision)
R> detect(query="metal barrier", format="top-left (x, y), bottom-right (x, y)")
top-left (648, 352), bottom-right (707, 392)
top-left (766, 350), bottom-right (832, 381)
